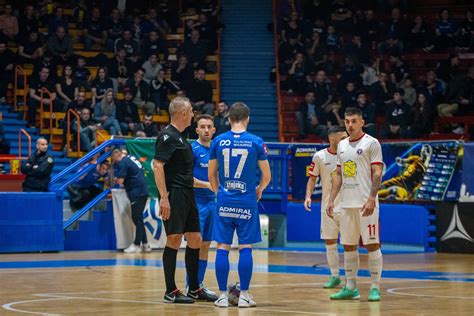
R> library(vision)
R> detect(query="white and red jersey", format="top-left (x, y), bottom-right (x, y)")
top-left (336, 133), bottom-right (383, 208)
top-left (309, 147), bottom-right (341, 213)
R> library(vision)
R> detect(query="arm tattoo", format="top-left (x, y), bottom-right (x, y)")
top-left (369, 173), bottom-right (382, 198)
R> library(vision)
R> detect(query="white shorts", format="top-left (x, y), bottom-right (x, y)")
top-left (340, 207), bottom-right (380, 246)
top-left (320, 212), bottom-right (340, 240)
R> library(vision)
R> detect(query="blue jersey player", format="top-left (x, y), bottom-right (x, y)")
top-left (208, 102), bottom-right (271, 308)
top-left (191, 114), bottom-right (218, 298)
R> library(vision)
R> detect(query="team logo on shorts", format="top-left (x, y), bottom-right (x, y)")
top-left (343, 160), bottom-right (357, 177)
top-left (357, 148), bottom-right (363, 155)
top-left (219, 206), bottom-right (252, 220)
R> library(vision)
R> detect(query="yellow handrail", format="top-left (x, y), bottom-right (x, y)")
top-left (67, 109), bottom-right (81, 158)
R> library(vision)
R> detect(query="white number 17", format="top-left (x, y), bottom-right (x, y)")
top-left (222, 148), bottom-right (248, 179)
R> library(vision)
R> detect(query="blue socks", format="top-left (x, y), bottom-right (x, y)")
top-left (215, 249), bottom-right (230, 291)
top-left (198, 259), bottom-right (208, 285)
top-left (238, 248), bottom-right (253, 291)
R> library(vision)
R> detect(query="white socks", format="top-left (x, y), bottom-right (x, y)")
top-left (325, 244), bottom-right (340, 277)
top-left (368, 249), bottom-right (383, 290)
top-left (344, 250), bottom-right (359, 290)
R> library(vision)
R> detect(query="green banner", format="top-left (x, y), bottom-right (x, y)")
top-left (125, 139), bottom-right (158, 198)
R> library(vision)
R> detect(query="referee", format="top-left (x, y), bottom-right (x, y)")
top-left (153, 97), bottom-right (215, 303)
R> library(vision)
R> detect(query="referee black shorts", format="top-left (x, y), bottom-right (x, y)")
top-left (163, 187), bottom-right (200, 236)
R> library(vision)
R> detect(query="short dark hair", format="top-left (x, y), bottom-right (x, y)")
top-left (196, 114), bottom-right (214, 124)
top-left (328, 125), bottom-right (347, 136)
top-left (394, 88), bottom-right (404, 96)
top-left (229, 102), bottom-right (250, 123)
top-left (357, 91), bottom-right (366, 98)
top-left (100, 160), bottom-right (111, 167)
top-left (344, 107), bottom-right (363, 117)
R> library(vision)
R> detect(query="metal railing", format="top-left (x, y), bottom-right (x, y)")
top-left (63, 189), bottom-right (111, 230)
top-left (39, 87), bottom-right (54, 134)
top-left (14, 65), bottom-right (27, 120)
top-left (67, 109), bottom-right (81, 158)
top-left (18, 128), bottom-right (31, 160)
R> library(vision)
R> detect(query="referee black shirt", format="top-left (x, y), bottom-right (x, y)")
top-left (154, 124), bottom-right (194, 189)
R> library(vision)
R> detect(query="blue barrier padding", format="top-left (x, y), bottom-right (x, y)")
top-left (0, 193), bottom-right (63, 253)
top-left (287, 202), bottom-right (429, 247)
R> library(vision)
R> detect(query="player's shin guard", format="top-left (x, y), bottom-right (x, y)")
top-left (185, 246), bottom-right (200, 291)
top-left (238, 248), bottom-right (253, 291)
top-left (368, 249), bottom-right (383, 290)
top-left (325, 244), bottom-right (340, 277)
top-left (344, 250), bottom-right (359, 290)
top-left (198, 259), bottom-right (208, 285)
top-left (215, 249), bottom-right (230, 292)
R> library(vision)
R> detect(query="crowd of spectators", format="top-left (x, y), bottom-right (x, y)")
top-left (277, 0), bottom-right (474, 140)
top-left (0, 0), bottom-right (224, 152)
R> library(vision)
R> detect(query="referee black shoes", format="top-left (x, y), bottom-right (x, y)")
top-left (187, 288), bottom-right (219, 302)
top-left (163, 289), bottom-right (194, 304)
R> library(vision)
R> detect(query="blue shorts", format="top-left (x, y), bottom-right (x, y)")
top-left (213, 202), bottom-right (262, 245)
top-left (195, 196), bottom-right (215, 242)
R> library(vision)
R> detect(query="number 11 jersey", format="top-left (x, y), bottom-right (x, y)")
top-left (209, 130), bottom-right (268, 208)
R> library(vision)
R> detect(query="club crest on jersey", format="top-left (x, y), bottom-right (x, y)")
top-left (357, 148), bottom-right (363, 155)
top-left (343, 160), bottom-right (357, 177)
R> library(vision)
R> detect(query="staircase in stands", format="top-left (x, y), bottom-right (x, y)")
top-left (220, 0), bottom-right (279, 142)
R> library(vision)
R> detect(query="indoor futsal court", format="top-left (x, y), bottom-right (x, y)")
top-left (0, 250), bottom-right (473, 315)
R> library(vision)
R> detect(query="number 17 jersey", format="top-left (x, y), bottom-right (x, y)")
top-left (209, 130), bottom-right (268, 208)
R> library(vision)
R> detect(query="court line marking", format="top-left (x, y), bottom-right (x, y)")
top-left (386, 286), bottom-right (473, 300)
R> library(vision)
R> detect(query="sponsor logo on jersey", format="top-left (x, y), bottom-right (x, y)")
top-left (224, 180), bottom-right (247, 192)
top-left (200, 162), bottom-right (208, 168)
top-left (219, 140), bottom-right (231, 146)
top-left (343, 160), bottom-right (357, 177)
top-left (218, 206), bottom-right (252, 220)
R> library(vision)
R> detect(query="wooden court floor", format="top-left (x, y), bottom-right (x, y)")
top-left (0, 250), bottom-right (473, 315)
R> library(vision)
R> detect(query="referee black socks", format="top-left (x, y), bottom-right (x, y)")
top-left (185, 246), bottom-right (200, 291)
top-left (163, 246), bottom-right (178, 293)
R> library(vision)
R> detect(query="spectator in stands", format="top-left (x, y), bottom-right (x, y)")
top-left (172, 54), bottom-right (194, 84)
top-left (410, 92), bottom-right (433, 138)
top-left (74, 57), bottom-right (91, 90)
top-left (182, 68), bottom-right (214, 115)
top-left (286, 52), bottom-right (309, 95)
top-left (319, 50), bottom-right (339, 76)
top-left (343, 35), bottom-right (369, 64)
top-left (388, 53), bottom-right (409, 86)
top-left (325, 25), bottom-right (340, 53)
top-left (362, 57), bottom-right (380, 87)
top-left (383, 89), bottom-right (411, 139)
top-left (0, 41), bottom-right (15, 104)
top-left (48, 6), bottom-right (68, 36)
top-left (133, 112), bottom-right (159, 137)
top-left (213, 100), bottom-right (230, 137)
top-left (377, 36), bottom-right (403, 56)
top-left (18, 5), bottom-right (39, 40)
top-left (150, 69), bottom-right (180, 113)
top-left (406, 15), bottom-right (430, 51)
top-left (437, 53), bottom-right (459, 83)
top-left (56, 65), bottom-right (79, 111)
top-left (370, 72), bottom-right (396, 113)
top-left (354, 91), bottom-right (376, 136)
top-left (279, 35), bottom-right (305, 70)
top-left (0, 120), bottom-right (10, 154)
top-left (438, 72), bottom-right (471, 134)
top-left (67, 90), bottom-right (91, 112)
top-left (131, 14), bottom-right (143, 43)
top-left (18, 31), bottom-right (43, 65)
top-left (141, 30), bottom-right (168, 62)
top-left (196, 13), bottom-right (217, 53)
top-left (302, 0), bottom-right (329, 21)
top-left (68, 160), bottom-right (110, 211)
top-left (48, 26), bottom-right (74, 65)
top-left (0, 4), bottom-right (18, 43)
top-left (33, 51), bottom-right (58, 81)
top-left (72, 0), bottom-right (87, 29)
top-left (277, 0), bottom-right (302, 20)
top-left (459, 10), bottom-right (473, 51)
top-left (126, 68), bottom-right (155, 114)
top-left (355, 9), bottom-right (379, 44)
top-left (339, 82), bottom-right (358, 108)
top-left (106, 8), bottom-right (125, 51)
top-left (142, 54), bottom-right (162, 83)
top-left (305, 70), bottom-right (333, 113)
top-left (419, 70), bottom-right (445, 107)
top-left (305, 32), bottom-right (327, 70)
top-left (71, 107), bottom-right (101, 152)
top-left (424, 9), bottom-right (459, 53)
top-left (114, 29), bottom-right (140, 64)
top-left (108, 48), bottom-right (134, 92)
top-left (402, 77), bottom-right (416, 106)
top-left (329, 0), bottom-right (353, 34)
top-left (83, 7), bottom-right (107, 51)
top-left (379, 7), bottom-right (407, 52)
top-left (117, 87), bottom-right (140, 134)
top-left (159, 0), bottom-right (179, 33)
top-left (91, 67), bottom-right (114, 109)
top-left (141, 8), bottom-right (170, 38)
top-left (27, 67), bottom-right (61, 127)
top-left (295, 91), bottom-right (327, 140)
top-left (325, 102), bottom-right (344, 128)
top-left (338, 55), bottom-right (364, 91)
top-left (94, 89), bottom-right (122, 136)
top-left (21, 138), bottom-right (54, 192)
top-left (178, 29), bottom-right (207, 69)
top-left (281, 11), bottom-right (303, 43)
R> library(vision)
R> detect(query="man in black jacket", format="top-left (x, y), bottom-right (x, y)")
top-left (71, 108), bottom-right (101, 152)
top-left (383, 89), bottom-right (411, 139)
top-left (295, 91), bottom-right (328, 140)
top-left (182, 68), bottom-right (214, 115)
top-left (133, 113), bottom-right (159, 137)
top-left (125, 68), bottom-right (156, 114)
top-left (213, 100), bottom-right (230, 137)
top-left (21, 138), bottom-right (54, 192)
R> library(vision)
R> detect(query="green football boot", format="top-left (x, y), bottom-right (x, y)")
top-left (368, 288), bottom-right (381, 301)
top-left (323, 276), bottom-right (342, 289)
top-left (329, 286), bottom-right (360, 300)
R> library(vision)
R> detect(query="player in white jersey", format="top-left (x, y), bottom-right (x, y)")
top-left (327, 107), bottom-right (384, 302)
top-left (304, 126), bottom-right (347, 289)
